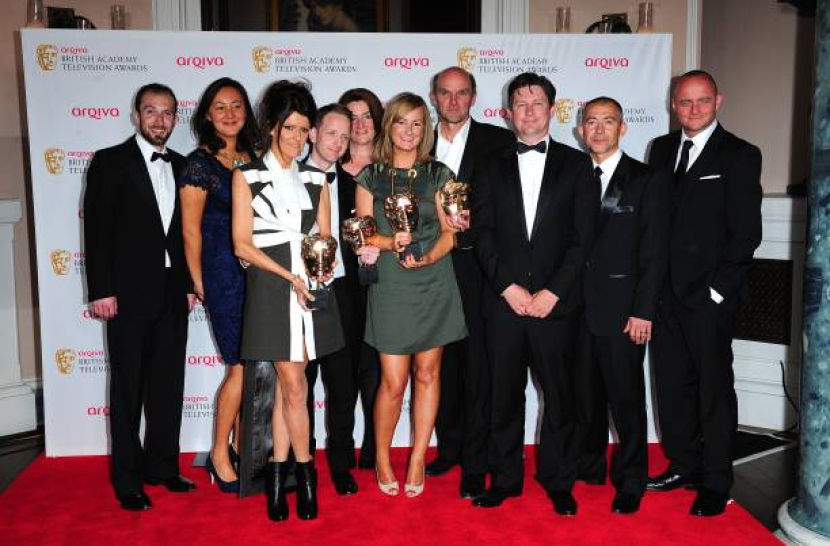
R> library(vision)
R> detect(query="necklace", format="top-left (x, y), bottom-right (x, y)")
top-left (217, 149), bottom-right (246, 169)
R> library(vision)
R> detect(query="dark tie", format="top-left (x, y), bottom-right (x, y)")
top-left (151, 151), bottom-right (171, 162)
top-left (674, 140), bottom-right (693, 184)
top-left (325, 172), bottom-right (336, 183)
top-left (517, 140), bottom-right (547, 154)
top-left (594, 165), bottom-right (604, 195)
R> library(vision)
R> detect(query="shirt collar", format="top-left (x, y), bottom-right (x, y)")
top-left (593, 148), bottom-right (623, 178)
top-left (306, 156), bottom-right (336, 175)
top-left (681, 119), bottom-right (718, 150)
top-left (134, 133), bottom-right (167, 163)
top-left (437, 117), bottom-right (472, 145)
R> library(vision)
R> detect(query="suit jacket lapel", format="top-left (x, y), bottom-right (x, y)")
top-left (677, 124), bottom-right (725, 205)
top-left (126, 137), bottom-right (165, 235)
top-left (530, 141), bottom-right (563, 240)
top-left (456, 119), bottom-right (479, 182)
top-left (597, 153), bottom-right (629, 234)
top-left (503, 149), bottom-right (530, 241)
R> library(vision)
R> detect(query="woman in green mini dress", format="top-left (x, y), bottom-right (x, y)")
top-left (355, 92), bottom-right (467, 497)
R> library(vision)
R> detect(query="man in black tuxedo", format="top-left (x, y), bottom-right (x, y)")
top-left (426, 66), bottom-right (514, 499)
top-left (302, 104), bottom-right (380, 495)
top-left (574, 97), bottom-right (669, 514)
top-left (646, 70), bottom-right (762, 517)
top-left (472, 72), bottom-right (596, 516)
top-left (84, 83), bottom-right (196, 511)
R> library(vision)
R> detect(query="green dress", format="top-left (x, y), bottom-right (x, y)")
top-left (355, 161), bottom-right (467, 354)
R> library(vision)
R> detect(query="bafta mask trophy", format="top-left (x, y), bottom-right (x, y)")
top-left (300, 235), bottom-right (338, 311)
top-left (342, 215), bottom-right (379, 285)
top-left (439, 180), bottom-right (471, 222)
top-left (383, 168), bottom-right (422, 261)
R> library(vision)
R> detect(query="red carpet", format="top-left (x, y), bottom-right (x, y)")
top-left (0, 446), bottom-right (778, 545)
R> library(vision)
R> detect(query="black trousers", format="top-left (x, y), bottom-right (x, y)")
top-left (435, 249), bottom-right (491, 476)
top-left (652, 294), bottom-right (738, 495)
top-left (107, 277), bottom-right (188, 498)
top-left (576, 320), bottom-right (648, 495)
top-left (306, 276), bottom-right (379, 472)
top-left (487, 305), bottom-right (580, 493)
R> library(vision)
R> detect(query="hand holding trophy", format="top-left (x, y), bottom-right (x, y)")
top-left (300, 235), bottom-right (338, 311)
top-left (383, 167), bottom-right (422, 262)
top-left (439, 179), bottom-right (471, 231)
top-left (342, 215), bottom-right (379, 285)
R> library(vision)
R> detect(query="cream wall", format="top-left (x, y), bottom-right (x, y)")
top-left (2, 1), bottom-right (153, 382)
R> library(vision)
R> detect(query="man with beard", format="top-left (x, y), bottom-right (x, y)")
top-left (84, 83), bottom-right (196, 511)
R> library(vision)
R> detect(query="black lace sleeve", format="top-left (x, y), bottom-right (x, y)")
top-left (178, 150), bottom-right (222, 194)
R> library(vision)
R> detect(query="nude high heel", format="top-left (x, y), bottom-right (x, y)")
top-left (405, 465), bottom-right (425, 498)
top-left (375, 466), bottom-right (399, 496)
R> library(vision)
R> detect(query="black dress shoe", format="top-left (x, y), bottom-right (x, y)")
top-left (549, 490), bottom-right (578, 516)
top-left (690, 488), bottom-right (728, 517)
top-left (145, 475), bottom-right (196, 492)
top-left (472, 487), bottom-right (520, 508)
top-left (425, 458), bottom-right (457, 477)
top-left (332, 470), bottom-right (359, 495)
top-left (119, 491), bottom-right (152, 511)
top-left (646, 471), bottom-right (700, 492)
top-left (611, 492), bottom-right (642, 514)
top-left (460, 474), bottom-right (486, 499)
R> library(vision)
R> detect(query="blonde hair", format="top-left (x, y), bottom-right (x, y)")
top-left (373, 92), bottom-right (434, 166)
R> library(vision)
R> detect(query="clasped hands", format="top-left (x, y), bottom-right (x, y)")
top-left (502, 284), bottom-right (559, 318)
top-left (393, 232), bottom-right (434, 269)
top-left (90, 293), bottom-right (198, 321)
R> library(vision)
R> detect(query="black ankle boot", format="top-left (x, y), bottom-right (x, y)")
top-left (295, 461), bottom-right (318, 520)
top-left (265, 461), bottom-right (289, 521)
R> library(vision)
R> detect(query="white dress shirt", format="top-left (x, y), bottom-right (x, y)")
top-left (593, 148), bottom-right (623, 201)
top-left (306, 158), bottom-right (345, 279)
top-left (135, 133), bottom-right (174, 267)
top-left (517, 136), bottom-right (549, 237)
top-left (435, 118), bottom-right (471, 176)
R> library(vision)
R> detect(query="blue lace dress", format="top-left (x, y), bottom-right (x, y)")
top-left (178, 149), bottom-right (245, 364)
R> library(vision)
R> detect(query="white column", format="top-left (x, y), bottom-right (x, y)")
top-left (0, 200), bottom-right (37, 436)
top-left (481, 0), bottom-right (528, 33)
top-left (153, 0), bottom-right (202, 31)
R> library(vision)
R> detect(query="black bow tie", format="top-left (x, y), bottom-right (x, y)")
top-left (326, 172), bottom-right (336, 183)
top-left (517, 140), bottom-right (547, 155)
top-left (151, 151), bottom-right (171, 162)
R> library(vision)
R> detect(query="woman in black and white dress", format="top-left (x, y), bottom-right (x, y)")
top-left (232, 80), bottom-right (343, 521)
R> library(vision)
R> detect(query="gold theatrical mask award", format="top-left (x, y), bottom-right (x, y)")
top-left (439, 180), bottom-right (471, 222)
top-left (383, 168), bottom-right (422, 261)
top-left (341, 215), bottom-right (379, 285)
top-left (300, 235), bottom-right (338, 311)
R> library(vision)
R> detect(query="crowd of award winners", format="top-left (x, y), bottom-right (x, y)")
top-left (83, 65), bottom-right (762, 521)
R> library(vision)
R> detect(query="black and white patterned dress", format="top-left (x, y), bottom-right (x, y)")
top-left (239, 151), bottom-right (344, 363)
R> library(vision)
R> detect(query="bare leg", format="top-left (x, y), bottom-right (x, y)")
top-left (276, 360), bottom-right (312, 462)
top-left (374, 353), bottom-right (411, 484)
top-left (272, 370), bottom-right (290, 461)
top-left (210, 363), bottom-right (243, 480)
top-left (408, 347), bottom-right (443, 487)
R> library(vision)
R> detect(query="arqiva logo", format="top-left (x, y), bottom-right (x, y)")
top-left (384, 56), bottom-right (431, 70)
top-left (483, 107), bottom-right (509, 119)
top-left (71, 107), bottom-right (120, 120)
top-left (584, 57), bottom-right (629, 70)
top-left (176, 56), bottom-right (225, 69)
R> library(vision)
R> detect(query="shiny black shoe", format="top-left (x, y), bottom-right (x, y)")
top-left (459, 474), bottom-right (486, 499)
top-left (646, 471), bottom-right (700, 492)
top-left (612, 492), bottom-right (642, 514)
top-left (296, 461), bottom-right (319, 520)
top-left (265, 461), bottom-right (289, 521)
top-left (425, 458), bottom-right (457, 477)
top-left (332, 470), bottom-right (358, 496)
top-left (145, 475), bottom-right (196, 492)
top-left (206, 454), bottom-right (239, 494)
top-left (119, 491), bottom-right (152, 511)
top-left (472, 487), bottom-right (520, 508)
top-left (549, 490), bottom-right (578, 516)
top-left (690, 488), bottom-right (728, 517)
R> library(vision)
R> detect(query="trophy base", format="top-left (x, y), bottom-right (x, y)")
top-left (307, 287), bottom-right (330, 311)
top-left (398, 242), bottom-right (423, 262)
top-left (358, 265), bottom-right (379, 285)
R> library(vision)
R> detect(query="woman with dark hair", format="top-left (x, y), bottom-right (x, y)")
top-left (232, 80), bottom-right (343, 521)
top-left (355, 92), bottom-right (466, 497)
top-left (178, 77), bottom-right (259, 493)
top-left (336, 87), bottom-right (384, 469)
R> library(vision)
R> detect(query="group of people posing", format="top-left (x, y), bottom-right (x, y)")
top-left (83, 66), bottom-right (762, 522)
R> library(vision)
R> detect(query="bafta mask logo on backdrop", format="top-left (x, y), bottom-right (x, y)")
top-left (252, 46), bottom-right (273, 73)
top-left (36, 44), bottom-right (58, 72)
top-left (44, 148), bottom-right (66, 174)
top-left (55, 348), bottom-right (77, 375)
top-left (554, 98), bottom-right (576, 124)
top-left (457, 46), bottom-right (477, 72)
top-left (50, 249), bottom-right (72, 275)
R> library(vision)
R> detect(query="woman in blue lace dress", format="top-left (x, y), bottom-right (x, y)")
top-left (178, 77), bottom-right (259, 492)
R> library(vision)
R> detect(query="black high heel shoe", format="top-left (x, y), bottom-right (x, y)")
top-left (295, 461), bottom-right (318, 520)
top-left (228, 445), bottom-right (240, 468)
top-left (206, 454), bottom-right (240, 494)
top-left (265, 461), bottom-right (290, 521)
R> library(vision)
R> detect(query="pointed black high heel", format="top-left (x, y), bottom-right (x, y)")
top-left (206, 454), bottom-right (240, 494)
top-left (265, 461), bottom-right (290, 521)
top-left (295, 461), bottom-right (319, 520)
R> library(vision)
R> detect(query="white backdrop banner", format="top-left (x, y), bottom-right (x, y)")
top-left (21, 29), bottom-right (671, 457)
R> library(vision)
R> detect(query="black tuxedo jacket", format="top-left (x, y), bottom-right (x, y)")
top-left (648, 124), bottom-right (762, 309)
top-left (584, 153), bottom-right (670, 336)
top-left (335, 163), bottom-right (361, 283)
top-left (84, 136), bottom-right (190, 318)
top-left (475, 139), bottom-right (596, 318)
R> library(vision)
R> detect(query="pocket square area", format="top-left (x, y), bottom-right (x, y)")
top-left (699, 174), bottom-right (722, 180)
top-left (612, 205), bottom-right (635, 213)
